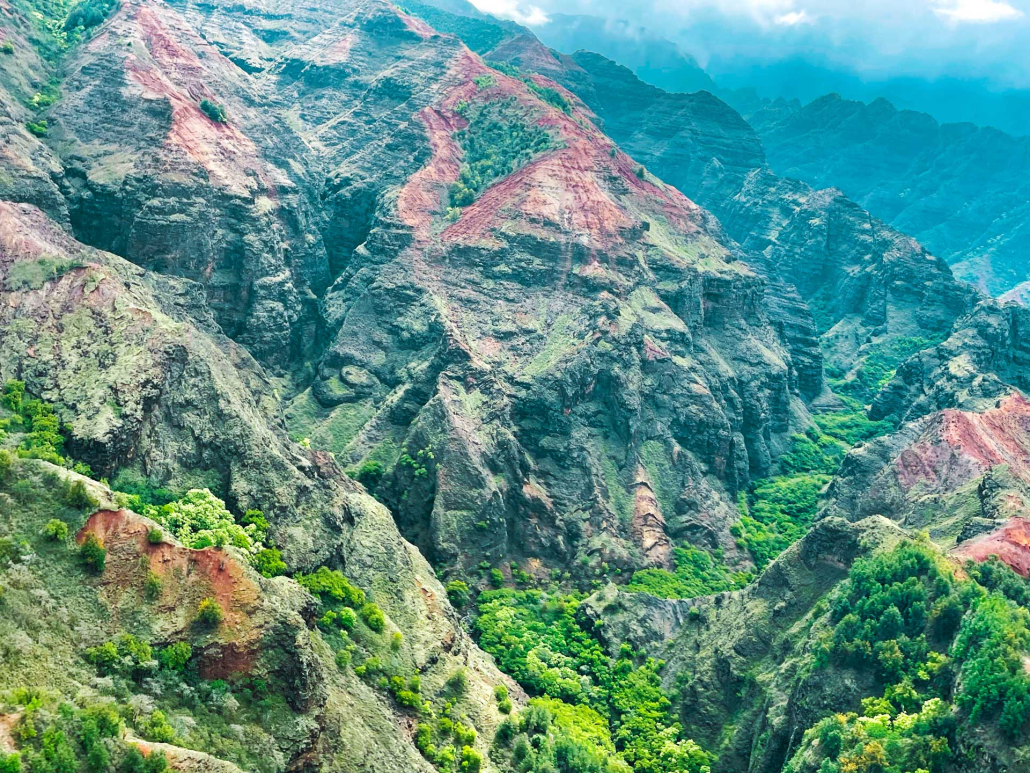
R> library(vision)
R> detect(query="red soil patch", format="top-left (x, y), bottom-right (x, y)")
top-left (78, 509), bottom-right (260, 627)
top-left (0, 201), bottom-right (75, 260)
top-left (402, 48), bottom-right (705, 254)
top-left (77, 510), bottom-right (263, 676)
top-left (893, 393), bottom-right (1030, 492)
top-left (122, 5), bottom-right (272, 195)
top-left (397, 107), bottom-right (464, 232)
top-left (398, 9), bottom-right (435, 40)
top-left (322, 31), bottom-right (356, 64)
top-left (954, 518), bottom-right (1030, 577)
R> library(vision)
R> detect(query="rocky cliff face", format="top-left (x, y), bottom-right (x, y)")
top-left (1, 0), bottom-right (815, 576)
top-left (0, 199), bottom-right (512, 772)
top-left (408, 7), bottom-right (978, 392)
top-left (6, 1), bottom-right (1030, 771)
top-left (820, 302), bottom-right (1030, 547)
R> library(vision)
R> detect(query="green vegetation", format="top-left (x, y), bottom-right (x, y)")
top-left (42, 519), bottom-right (69, 542)
top-left (731, 398), bottom-right (895, 570)
top-left (525, 81), bottom-right (571, 114)
top-left (141, 488), bottom-right (253, 549)
top-left (2, 381), bottom-right (91, 476)
top-left (252, 547), bottom-right (286, 577)
top-left (194, 597), bottom-right (223, 628)
top-left (63, 0), bottom-right (117, 31)
top-left (0, 692), bottom-right (169, 773)
top-left (446, 580), bottom-right (470, 608)
top-left (827, 337), bottom-right (939, 403)
top-left (199, 99), bottom-right (227, 123)
top-left (1, 40), bottom-right (15, 54)
top-left (733, 474), bottom-right (830, 570)
top-left (26, 121), bottom-right (48, 139)
top-left (473, 588), bottom-right (713, 772)
top-left (787, 542), bottom-right (1030, 771)
top-left (78, 533), bottom-right (105, 574)
top-left (449, 98), bottom-right (554, 209)
top-left (297, 566), bottom-right (387, 634)
top-left (626, 547), bottom-right (746, 599)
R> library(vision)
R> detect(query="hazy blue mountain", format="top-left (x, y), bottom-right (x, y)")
top-left (531, 13), bottom-right (717, 95)
top-left (752, 93), bottom-right (1030, 296)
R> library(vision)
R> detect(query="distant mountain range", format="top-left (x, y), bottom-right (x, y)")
top-left (520, 11), bottom-right (1030, 298)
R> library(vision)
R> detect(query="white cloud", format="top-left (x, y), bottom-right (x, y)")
top-left (468, 0), bottom-right (551, 25)
top-left (932, 0), bottom-right (1023, 23)
top-left (775, 9), bottom-right (815, 24)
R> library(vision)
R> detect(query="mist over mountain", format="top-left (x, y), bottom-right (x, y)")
top-left (487, 0), bottom-right (1030, 136)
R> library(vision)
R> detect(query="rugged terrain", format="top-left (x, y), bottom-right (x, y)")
top-left (749, 94), bottom-right (1030, 298)
top-left (3, 0), bottom-right (1030, 772)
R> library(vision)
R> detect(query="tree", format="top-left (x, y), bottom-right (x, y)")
top-left (446, 580), bottom-right (470, 608)
top-left (86, 741), bottom-right (109, 773)
top-left (158, 641), bottom-right (192, 671)
top-left (42, 519), bottom-right (69, 542)
top-left (199, 99), bottom-right (227, 123)
top-left (252, 548), bottom-right (286, 578)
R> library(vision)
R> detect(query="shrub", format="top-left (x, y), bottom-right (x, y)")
top-left (252, 547), bottom-right (287, 578)
top-left (296, 567), bottom-right (366, 607)
top-left (65, 480), bottom-right (97, 510)
top-left (195, 597), bottom-right (223, 628)
top-left (360, 602), bottom-right (385, 632)
top-left (336, 607), bottom-right (357, 631)
top-left (147, 528), bottom-right (163, 544)
top-left (446, 579), bottom-right (470, 608)
top-left (489, 568), bottom-right (504, 588)
top-left (0, 754), bottom-right (18, 773)
top-left (199, 99), bottom-right (227, 123)
top-left (391, 631), bottom-right (403, 651)
top-left (0, 449), bottom-right (12, 481)
top-left (144, 571), bottom-right (161, 601)
top-left (144, 489), bottom-right (253, 552)
top-left (1, 380), bottom-right (25, 411)
top-left (158, 641), bottom-right (192, 671)
top-left (353, 460), bottom-right (384, 489)
top-left (138, 710), bottom-right (176, 743)
top-left (42, 519), bottom-right (69, 542)
top-left (447, 669), bottom-right (468, 696)
top-left (241, 509), bottom-right (268, 537)
top-left (0, 41), bottom-right (14, 55)
top-left (26, 120), bottom-right (47, 137)
top-left (79, 533), bottom-right (106, 574)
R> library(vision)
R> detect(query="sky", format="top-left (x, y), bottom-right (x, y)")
top-left (467, 0), bottom-right (1030, 92)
